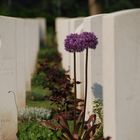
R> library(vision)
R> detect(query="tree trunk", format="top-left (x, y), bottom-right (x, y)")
top-left (88, 0), bottom-right (102, 15)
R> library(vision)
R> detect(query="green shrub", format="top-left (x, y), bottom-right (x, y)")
top-left (38, 48), bottom-right (48, 60)
top-left (17, 121), bottom-right (62, 140)
top-left (32, 72), bottom-right (46, 87)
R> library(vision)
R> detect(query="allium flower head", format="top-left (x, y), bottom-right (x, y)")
top-left (80, 32), bottom-right (98, 49)
top-left (64, 33), bottom-right (85, 52)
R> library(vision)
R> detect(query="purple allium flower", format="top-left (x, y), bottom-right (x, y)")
top-left (64, 33), bottom-right (85, 52)
top-left (80, 32), bottom-right (98, 49)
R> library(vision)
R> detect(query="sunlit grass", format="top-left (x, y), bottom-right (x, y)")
top-left (26, 99), bottom-right (57, 110)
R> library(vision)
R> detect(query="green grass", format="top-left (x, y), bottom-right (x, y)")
top-left (32, 86), bottom-right (51, 96)
top-left (26, 86), bottom-right (57, 110)
top-left (26, 86), bottom-right (50, 101)
top-left (27, 99), bottom-right (57, 110)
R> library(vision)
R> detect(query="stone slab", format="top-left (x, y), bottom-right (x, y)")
top-left (55, 18), bottom-right (71, 71)
top-left (0, 16), bottom-right (17, 140)
top-left (83, 14), bottom-right (104, 119)
top-left (24, 19), bottom-right (39, 91)
top-left (16, 18), bottom-right (26, 109)
top-left (103, 9), bottom-right (140, 140)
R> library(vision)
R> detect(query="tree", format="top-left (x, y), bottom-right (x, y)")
top-left (88, 0), bottom-right (102, 15)
top-left (88, 0), bottom-right (140, 16)
top-left (97, 0), bottom-right (140, 13)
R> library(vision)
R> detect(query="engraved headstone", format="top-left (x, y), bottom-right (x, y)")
top-left (0, 16), bottom-right (17, 140)
top-left (103, 9), bottom-right (140, 140)
top-left (55, 18), bottom-right (70, 71)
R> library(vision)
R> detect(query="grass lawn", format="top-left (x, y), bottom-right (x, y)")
top-left (26, 86), bottom-right (57, 110)
top-left (26, 99), bottom-right (57, 110)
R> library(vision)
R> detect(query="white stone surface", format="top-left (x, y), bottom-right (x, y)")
top-left (30, 20), bottom-right (39, 75)
top-left (0, 16), bottom-right (17, 140)
top-left (24, 20), bottom-right (32, 91)
top-left (103, 9), bottom-right (140, 140)
top-left (55, 18), bottom-right (70, 71)
top-left (83, 14), bottom-right (104, 120)
top-left (16, 18), bottom-right (26, 109)
top-left (56, 17), bottom-right (84, 99)
top-left (27, 19), bottom-right (39, 76)
top-left (24, 19), bottom-right (39, 91)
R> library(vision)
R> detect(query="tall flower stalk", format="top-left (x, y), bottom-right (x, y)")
top-left (80, 32), bottom-right (98, 127)
top-left (41, 31), bottom-right (111, 139)
top-left (65, 33), bottom-right (85, 128)
top-left (83, 48), bottom-right (88, 124)
top-left (64, 32), bottom-right (99, 139)
top-left (73, 52), bottom-right (77, 127)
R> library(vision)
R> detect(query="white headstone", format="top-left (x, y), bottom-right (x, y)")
top-left (0, 16), bottom-right (17, 140)
top-left (24, 19), bottom-right (39, 91)
top-left (83, 14), bottom-right (103, 119)
top-left (16, 18), bottom-right (26, 109)
top-left (24, 21), bottom-right (32, 91)
top-left (30, 19), bottom-right (39, 75)
top-left (27, 19), bottom-right (39, 76)
top-left (55, 18), bottom-right (70, 71)
top-left (103, 9), bottom-right (140, 140)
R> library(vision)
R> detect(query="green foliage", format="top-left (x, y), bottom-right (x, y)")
top-left (27, 99), bottom-right (57, 110)
top-left (46, 28), bottom-right (55, 48)
top-left (26, 87), bottom-right (49, 103)
top-left (37, 48), bottom-right (48, 61)
top-left (93, 99), bottom-right (103, 122)
top-left (32, 73), bottom-right (46, 87)
top-left (38, 47), bottom-right (62, 65)
top-left (27, 86), bottom-right (51, 101)
top-left (0, 0), bottom-right (88, 28)
top-left (17, 121), bottom-right (62, 140)
top-left (93, 99), bottom-right (103, 140)
top-left (99, 0), bottom-right (140, 13)
top-left (94, 126), bottom-right (104, 140)
top-left (0, 6), bottom-right (10, 16)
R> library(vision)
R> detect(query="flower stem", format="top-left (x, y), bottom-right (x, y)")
top-left (74, 52), bottom-right (77, 128)
top-left (83, 48), bottom-right (88, 127)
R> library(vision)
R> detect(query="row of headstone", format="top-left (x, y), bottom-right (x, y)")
top-left (0, 16), bottom-right (46, 140)
top-left (55, 9), bottom-right (140, 140)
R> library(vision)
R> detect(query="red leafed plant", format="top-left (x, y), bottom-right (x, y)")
top-left (41, 111), bottom-right (99, 140)
top-left (41, 111), bottom-right (111, 140)
top-left (40, 32), bottom-right (111, 140)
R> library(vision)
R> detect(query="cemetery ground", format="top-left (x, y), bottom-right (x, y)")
top-left (17, 31), bottom-right (103, 140)
top-left (0, 8), bottom-right (139, 140)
